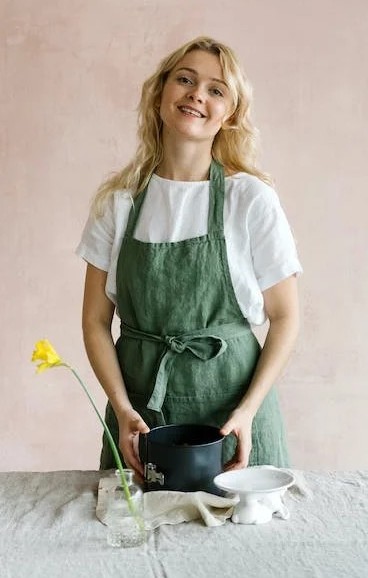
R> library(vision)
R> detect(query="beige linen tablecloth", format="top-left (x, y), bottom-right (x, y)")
top-left (0, 470), bottom-right (367, 578)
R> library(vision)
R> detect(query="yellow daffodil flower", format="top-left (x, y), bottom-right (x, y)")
top-left (31, 339), bottom-right (144, 534)
top-left (31, 339), bottom-right (64, 373)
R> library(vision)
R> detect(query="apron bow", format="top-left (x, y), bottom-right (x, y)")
top-left (164, 334), bottom-right (226, 358)
top-left (149, 333), bottom-right (227, 412)
top-left (121, 322), bottom-right (249, 413)
top-left (164, 335), bottom-right (186, 354)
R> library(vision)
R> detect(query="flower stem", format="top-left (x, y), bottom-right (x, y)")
top-left (66, 365), bottom-right (139, 519)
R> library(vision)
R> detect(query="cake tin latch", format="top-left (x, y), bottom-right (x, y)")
top-left (145, 462), bottom-right (165, 485)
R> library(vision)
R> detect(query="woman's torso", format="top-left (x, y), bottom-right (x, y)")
top-left (76, 172), bottom-right (302, 325)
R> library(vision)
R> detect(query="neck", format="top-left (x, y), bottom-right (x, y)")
top-left (156, 132), bottom-right (213, 181)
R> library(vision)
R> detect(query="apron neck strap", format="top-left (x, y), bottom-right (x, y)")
top-left (208, 159), bottom-right (225, 236)
top-left (124, 159), bottom-right (226, 239)
top-left (124, 183), bottom-right (149, 239)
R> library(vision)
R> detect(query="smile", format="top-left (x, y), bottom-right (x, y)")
top-left (177, 106), bottom-right (205, 118)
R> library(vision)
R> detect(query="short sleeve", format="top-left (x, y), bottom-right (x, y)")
top-left (75, 196), bottom-right (115, 272)
top-left (248, 187), bottom-right (302, 292)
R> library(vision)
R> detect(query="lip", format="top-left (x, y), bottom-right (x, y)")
top-left (177, 105), bottom-right (205, 118)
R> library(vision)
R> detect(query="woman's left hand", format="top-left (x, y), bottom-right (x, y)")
top-left (220, 408), bottom-right (254, 470)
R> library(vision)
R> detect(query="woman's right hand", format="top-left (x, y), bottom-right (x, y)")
top-left (118, 408), bottom-right (150, 479)
top-left (81, 264), bottom-right (150, 480)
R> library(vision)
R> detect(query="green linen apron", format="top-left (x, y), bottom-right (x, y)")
top-left (100, 160), bottom-right (289, 469)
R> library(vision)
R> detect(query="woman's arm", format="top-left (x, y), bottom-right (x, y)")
top-left (82, 263), bottom-right (149, 474)
top-left (220, 274), bottom-right (300, 469)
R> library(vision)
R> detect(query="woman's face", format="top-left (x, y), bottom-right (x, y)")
top-left (159, 50), bottom-right (233, 144)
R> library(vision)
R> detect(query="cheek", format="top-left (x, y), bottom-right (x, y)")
top-left (159, 86), bottom-right (179, 117)
top-left (162, 82), bottom-right (181, 103)
top-left (211, 101), bottom-right (230, 123)
top-left (159, 91), bottom-right (171, 121)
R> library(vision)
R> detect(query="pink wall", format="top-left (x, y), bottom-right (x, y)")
top-left (1, 0), bottom-right (367, 471)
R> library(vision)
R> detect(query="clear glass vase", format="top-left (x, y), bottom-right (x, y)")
top-left (106, 469), bottom-right (146, 548)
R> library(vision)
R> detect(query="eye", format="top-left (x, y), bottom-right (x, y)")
top-left (210, 87), bottom-right (224, 97)
top-left (177, 76), bottom-right (193, 85)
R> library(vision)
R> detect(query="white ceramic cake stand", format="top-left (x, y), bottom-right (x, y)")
top-left (214, 465), bottom-right (295, 524)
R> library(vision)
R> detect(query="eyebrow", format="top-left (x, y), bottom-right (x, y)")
top-left (175, 67), bottom-right (228, 87)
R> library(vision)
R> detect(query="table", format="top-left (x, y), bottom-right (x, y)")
top-left (0, 470), bottom-right (367, 577)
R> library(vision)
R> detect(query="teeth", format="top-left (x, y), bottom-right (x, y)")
top-left (179, 106), bottom-right (203, 118)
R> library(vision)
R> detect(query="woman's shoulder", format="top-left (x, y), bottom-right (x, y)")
top-left (112, 187), bottom-right (134, 205)
top-left (226, 172), bottom-right (280, 211)
top-left (96, 188), bottom-right (134, 221)
top-left (81, 189), bottom-right (133, 243)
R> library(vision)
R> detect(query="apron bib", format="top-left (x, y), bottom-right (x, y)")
top-left (101, 161), bottom-right (289, 469)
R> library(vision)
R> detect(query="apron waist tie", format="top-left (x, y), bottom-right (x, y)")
top-left (121, 321), bottom-right (252, 413)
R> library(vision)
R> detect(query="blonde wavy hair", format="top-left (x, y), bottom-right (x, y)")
top-left (92, 36), bottom-right (271, 216)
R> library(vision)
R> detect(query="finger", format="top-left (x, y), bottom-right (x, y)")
top-left (220, 420), bottom-right (234, 437)
top-left (123, 447), bottom-right (145, 477)
top-left (121, 437), bottom-right (144, 476)
top-left (223, 449), bottom-right (249, 471)
top-left (132, 433), bottom-right (140, 458)
top-left (223, 434), bottom-right (251, 471)
top-left (125, 446), bottom-right (145, 483)
top-left (224, 454), bottom-right (249, 472)
top-left (131, 418), bottom-right (150, 435)
top-left (224, 458), bottom-right (249, 471)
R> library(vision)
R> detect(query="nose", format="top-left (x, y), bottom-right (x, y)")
top-left (186, 87), bottom-right (204, 104)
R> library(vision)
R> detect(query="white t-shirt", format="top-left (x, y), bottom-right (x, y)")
top-left (76, 172), bottom-right (302, 325)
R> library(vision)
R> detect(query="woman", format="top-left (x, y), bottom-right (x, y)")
top-left (77, 36), bottom-right (302, 477)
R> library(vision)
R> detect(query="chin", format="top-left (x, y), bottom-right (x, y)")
top-left (174, 125), bottom-right (216, 142)
top-left (162, 120), bottom-right (217, 143)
